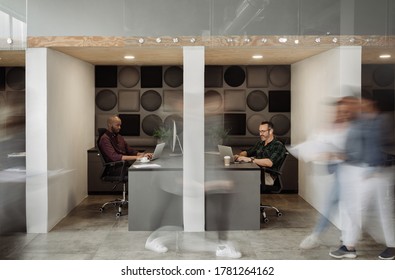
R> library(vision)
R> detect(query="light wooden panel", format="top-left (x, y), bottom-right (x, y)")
top-left (1, 35), bottom-right (395, 66)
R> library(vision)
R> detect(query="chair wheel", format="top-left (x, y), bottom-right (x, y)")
top-left (116, 212), bottom-right (121, 217)
top-left (277, 212), bottom-right (283, 217)
top-left (263, 218), bottom-right (269, 223)
top-left (99, 207), bottom-right (104, 212)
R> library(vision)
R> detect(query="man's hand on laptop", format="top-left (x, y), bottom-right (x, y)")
top-left (236, 156), bottom-right (253, 163)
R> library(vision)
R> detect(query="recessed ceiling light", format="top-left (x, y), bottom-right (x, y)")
top-left (379, 54), bottom-right (391, 59)
top-left (279, 37), bottom-right (287, 43)
top-left (124, 55), bottom-right (135, 60)
top-left (252, 55), bottom-right (263, 59)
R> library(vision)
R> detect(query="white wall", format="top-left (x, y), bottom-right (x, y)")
top-left (291, 46), bottom-right (361, 227)
top-left (26, 48), bottom-right (95, 233)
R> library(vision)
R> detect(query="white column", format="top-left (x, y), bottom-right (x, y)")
top-left (183, 46), bottom-right (205, 232)
top-left (26, 48), bottom-right (49, 233)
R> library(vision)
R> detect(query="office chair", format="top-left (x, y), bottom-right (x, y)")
top-left (97, 128), bottom-right (129, 217)
top-left (260, 152), bottom-right (288, 223)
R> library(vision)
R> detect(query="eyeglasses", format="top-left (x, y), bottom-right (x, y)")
top-left (259, 129), bottom-right (271, 134)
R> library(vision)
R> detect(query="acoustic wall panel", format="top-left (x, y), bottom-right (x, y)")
top-left (224, 66), bottom-right (245, 87)
top-left (96, 89), bottom-right (117, 111)
top-left (373, 65), bottom-right (394, 87)
top-left (205, 90), bottom-right (222, 113)
top-left (205, 66), bottom-right (223, 87)
top-left (6, 91), bottom-right (25, 116)
top-left (163, 90), bottom-right (183, 112)
top-left (141, 114), bottom-right (163, 136)
top-left (247, 66), bottom-right (268, 88)
top-left (141, 90), bottom-right (162, 111)
top-left (247, 90), bottom-right (268, 111)
top-left (269, 66), bottom-right (290, 87)
top-left (268, 90), bottom-right (291, 112)
top-left (118, 66), bottom-right (140, 88)
top-left (372, 89), bottom-right (395, 111)
top-left (95, 66), bottom-right (117, 87)
top-left (6, 67), bottom-right (25, 90)
top-left (141, 66), bottom-right (163, 88)
top-left (224, 113), bottom-right (246, 135)
top-left (119, 114), bottom-right (140, 136)
top-left (247, 114), bottom-right (267, 136)
top-left (0, 67), bottom-right (5, 91)
top-left (224, 90), bottom-right (246, 111)
top-left (164, 66), bottom-right (183, 88)
top-left (118, 90), bottom-right (140, 112)
top-left (94, 65), bottom-right (292, 142)
top-left (270, 114), bottom-right (290, 136)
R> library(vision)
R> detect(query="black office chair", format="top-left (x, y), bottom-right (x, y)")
top-left (97, 128), bottom-right (129, 217)
top-left (260, 152), bottom-right (288, 223)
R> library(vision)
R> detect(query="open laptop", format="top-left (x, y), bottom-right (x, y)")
top-left (218, 145), bottom-right (236, 164)
top-left (150, 142), bottom-right (166, 161)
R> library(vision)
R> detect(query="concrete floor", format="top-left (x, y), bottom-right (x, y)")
top-left (0, 194), bottom-right (390, 260)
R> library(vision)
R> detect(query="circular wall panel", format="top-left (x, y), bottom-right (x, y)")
top-left (269, 66), bottom-right (290, 87)
top-left (142, 114), bottom-right (163, 136)
top-left (224, 66), bottom-right (245, 87)
top-left (118, 66), bottom-right (139, 88)
top-left (6, 67), bottom-right (25, 90)
top-left (164, 66), bottom-right (183, 87)
top-left (373, 65), bottom-right (394, 87)
top-left (247, 114), bottom-right (266, 135)
top-left (95, 89), bottom-right (117, 111)
top-left (164, 114), bottom-right (183, 132)
top-left (141, 90), bottom-right (162, 111)
top-left (247, 90), bottom-right (268, 111)
top-left (270, 114), bottom-right (290, 136)
top-left (205, 90), bottom-right (222, 112)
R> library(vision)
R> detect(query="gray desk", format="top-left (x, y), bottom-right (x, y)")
top-left (128, 153), bottom-right (261, 231)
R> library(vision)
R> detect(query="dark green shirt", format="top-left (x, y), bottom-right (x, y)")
top-left (246, 138), bottom-right (286, 172)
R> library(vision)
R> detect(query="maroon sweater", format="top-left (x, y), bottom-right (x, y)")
top-left (99, 130), bottom-right (138, 162)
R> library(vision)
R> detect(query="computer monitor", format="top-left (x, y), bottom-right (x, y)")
top-left (170, 120), bottom-right (183, 155)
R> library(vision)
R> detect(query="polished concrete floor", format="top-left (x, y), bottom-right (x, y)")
top-left (0, 193), bottom-right (390, 260)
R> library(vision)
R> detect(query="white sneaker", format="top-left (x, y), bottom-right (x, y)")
top-left (299, 234), bottom-right (320, 249)
top-left (145, 240), bottom-right (168, 253)
top-left (216, 244), bottom-right (242, 259)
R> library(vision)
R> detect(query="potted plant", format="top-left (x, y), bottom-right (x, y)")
top-left (152, 126), bottom-right (171, 146)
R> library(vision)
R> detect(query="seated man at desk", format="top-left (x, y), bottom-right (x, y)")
top-left (99, 115), bottom-right (151, 162)
top-left (235, 121), bottom-right (286, 185)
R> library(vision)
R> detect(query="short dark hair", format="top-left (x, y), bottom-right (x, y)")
top-left (260, 121), bottom-right (274, 130)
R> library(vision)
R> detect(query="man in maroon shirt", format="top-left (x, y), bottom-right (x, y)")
top-left (99, 115), bottom-right (152, 163)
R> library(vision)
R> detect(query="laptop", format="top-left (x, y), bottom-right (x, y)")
top-left (150, 142), bottom-right (166, 161)
top-left (218, 145), bottom-right (236, 164)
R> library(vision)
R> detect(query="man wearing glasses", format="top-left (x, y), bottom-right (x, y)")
top-left (235, 121), bottom-right (286, 185)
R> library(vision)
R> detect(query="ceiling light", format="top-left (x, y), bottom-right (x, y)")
top-left (349, 38), bottom-right (355, 43)
top-left (379, 54), bottom-right (391, 59)
top-left (279, 37), bottom-right (287, 43)
top-left (156, 37), bottom-right (162, 43)
top-left (6, 38), bottom-right (13, 44)
top-left (315, 38), bottom-right (321, 43)
top-left (244, 38), bottom-right (250, 43)
top-left (138, 38), bottom-right (144, 44)
top-left (294, 39), bottom-right (299, 44)
top-left (332, 38), bottom-right (338, 43)
top-left (124, 55), bottom-right (135, 60)
top-left (261, 38), bottom-right (267, 43)
top-left (172, 37), bottom-right (179, 43)
top-left (252, 55), bottom-right (263, 59)
top-left (190, 38), bottom-right (196, 43)
top-left (227, 38), bottom-right (233, 43)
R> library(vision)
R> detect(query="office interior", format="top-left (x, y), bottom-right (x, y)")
top-left (0, 0), bottom-right (395, 259)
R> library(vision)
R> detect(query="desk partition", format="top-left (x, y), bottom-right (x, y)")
top-left (128, 153), bottom-right (261, 231)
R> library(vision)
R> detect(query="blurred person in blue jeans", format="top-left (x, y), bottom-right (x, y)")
top-left (299, 96), bottom-right (359, 249)
top-left (329, 93), bottom-right (395, 260)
